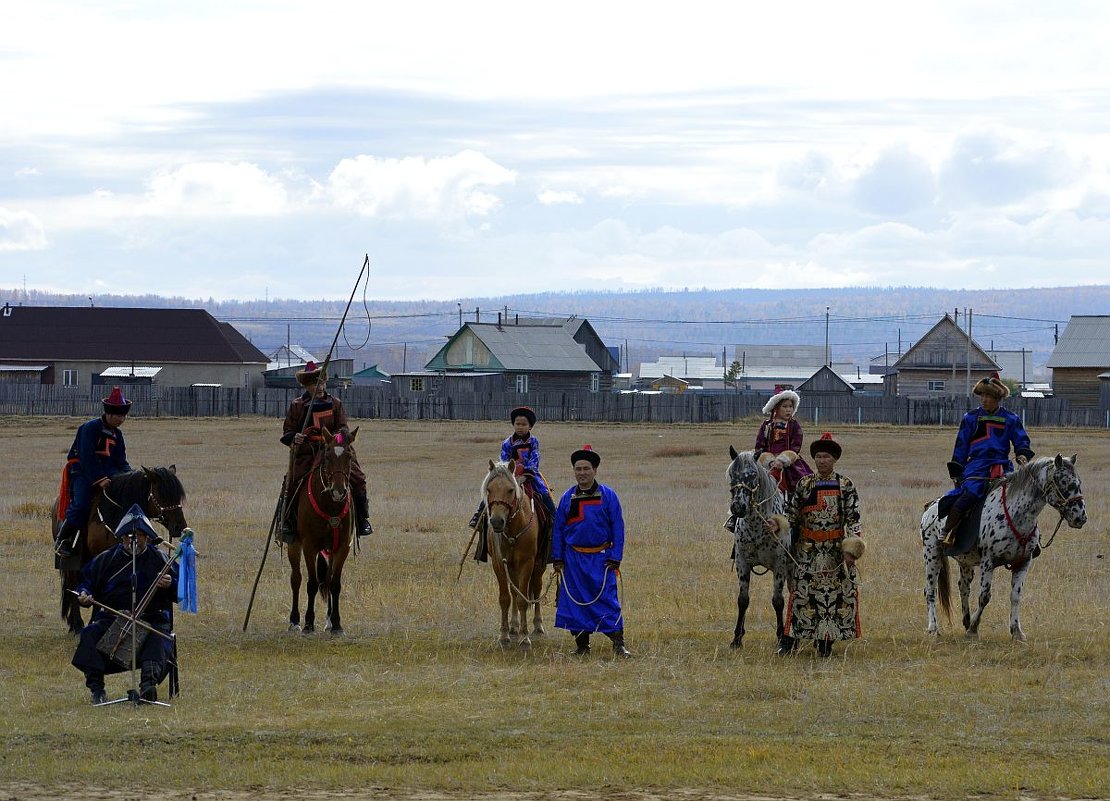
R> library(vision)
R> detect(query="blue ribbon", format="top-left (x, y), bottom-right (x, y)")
top-left (175, 528), bottom-right (198, 614)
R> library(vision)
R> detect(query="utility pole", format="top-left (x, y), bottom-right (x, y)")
top-left (824, 306), bottom-right (830, 367)
top-left (965, 307), bottom-right (972, 397)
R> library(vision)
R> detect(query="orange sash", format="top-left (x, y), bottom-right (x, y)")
top-left (56, 458), bottom-right (80, 521)
top-left (801, 527), bottom-right (843, 543)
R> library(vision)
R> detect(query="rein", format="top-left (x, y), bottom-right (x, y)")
top-left (730, 479), bottom-right (800, 571)
top-left (306, 465), bottom-right (351, 553)
top-left (1039, 464), bottom-right (1082, 552)
top-left (102, 482), bottom-right (182, 529)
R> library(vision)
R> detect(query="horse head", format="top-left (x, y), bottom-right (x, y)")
top-left (727, 446), bottom-right (762, 519)
top-left (1045, 453), bottom-right (1086, 529)
top-left (483, 459), bottom-right (521, 535)
top-left (139, 465), bottom-right (188, 538)
top-left (319, 427), bottom-right (356, 504)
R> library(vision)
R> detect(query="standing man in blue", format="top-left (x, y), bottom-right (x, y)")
top-left (551, 445), bottom-right (630, 658)
top-left (54, 386), bottom-right (134, 559)
top-left (941, 372), bottom-right (1035, 546)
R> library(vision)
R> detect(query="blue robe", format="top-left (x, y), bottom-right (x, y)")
top-left (72, 542), bottom-right (177, 680)
top-left (944, 405), bottom-right (1034, 502)
top-left (500, 434), bottom-right (550, 496)
top-left (64, 416), bottom-right (132, 527)
top-left (552, 482), bottom-right (624, 633)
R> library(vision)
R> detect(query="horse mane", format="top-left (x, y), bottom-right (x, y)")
top-left (107, 466), bottom-right (186, 506)
top-left (995, 456), bottom-right (1053, 496)
top-left (480, 460), bottom-right (521, 502)
top-left (727, 450), bottom-right (782, 512)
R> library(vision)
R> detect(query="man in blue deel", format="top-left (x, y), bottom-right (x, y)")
top-left (551, 444), bottom-right (630, 658)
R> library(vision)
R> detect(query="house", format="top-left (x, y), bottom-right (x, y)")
top-left (0, 303), bottom-right (269, 388)
top-left (984, 348), bottom-right (1036, 386)
top-left (798, 365), bottom-right (856, 400)
top-left (1045, 315), bottom-right (1110, 410)
top-left (351, 364), bottom-right (390, 386)
top-left (423, 316), bottom-right (616, 394)
top-left (263, 358), bottom-right (354, 388)
top-left (885, 314), bottom-right (1000, 398)
top-left (637, 356), bottom-right (723, 389)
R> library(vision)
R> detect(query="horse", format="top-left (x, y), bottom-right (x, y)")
top-left (53, 466), bottom-right (188, 635)
top-left (287, 427), bottom-right (357, 635)
top-left (481, 459), bottom-right (547, 649)
top-left (726, 446), bottom-right (792, 650)
top-left (921, 454), bottom-right (1087, 641)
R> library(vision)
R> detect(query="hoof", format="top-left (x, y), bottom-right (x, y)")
top-left (302, 625), bottom-right (315, 635)
top-left (729, 637), bottom-right (743, 650)
top-left (964, 630), bottom-right (979, 640)
top-left (519, 639), bottom-right (532, 650)
top-left (330, 627), bottom-right (345, 637)
top-left (288, 623), bottom-right (301, 632)
top-left (531, 626), bottom-right (545, 636)
top-left (1011, 630), bottom-right (1027, 643)
top-left (498, 637), bottom-right (511, 648)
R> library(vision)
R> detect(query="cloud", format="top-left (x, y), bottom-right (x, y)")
top-left (0, 208), bottom-right (47, 251)
top-left (537, 188), bottom-right (583, 205)
top-left (939, 132), bottom-right (1075, 207)
top-left (139, 162), bottom-right (292, 217)
top-left (326, 150), bottom-right (515, 221)
top-left (852, 145), bottom-right (936, 216)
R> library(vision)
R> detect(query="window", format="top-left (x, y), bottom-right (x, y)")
top-left (590, 372), bottom-right (600, 393)
top-left (63, 369), bottom-right (79, 387)
top-left (515, 374), bottom-right (529, 393)
top-left (410, 377), bottom-right (425, 392)
top-left (928, 380), bottom-right (946, 392)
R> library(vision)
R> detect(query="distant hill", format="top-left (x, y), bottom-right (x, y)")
top-left (5, 285), bottom-right (1106, 379)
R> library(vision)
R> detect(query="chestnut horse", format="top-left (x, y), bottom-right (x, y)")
top-left (288, 427), bottom-right (357, 635)
top-left (481, 459), bottom-right (547, 649)
top-left (52, 466), bottom-right (188, 634)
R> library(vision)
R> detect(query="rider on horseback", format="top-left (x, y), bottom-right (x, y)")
top-left (470, 406), bottom-right (557, 562)
top-left (54, 387), bottom-right (134, 559)
top-left (940, 372), bottom-right (1034, 547)
top-left (279, 362), bottom-right (373, 543)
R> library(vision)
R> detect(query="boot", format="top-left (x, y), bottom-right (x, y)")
top-left (573, 631), bottom-right (591, 656)
top-left (86, 674), bottom-right (107, 705)
top-left (468, 501), bottom-right (486, 530)
top-left (54, 519), bottom-right (79, 558)
top-left (816, 640), bottom-right (834, 658)
top-left (607, 630), bottom-right (631, 658)
top-left (940, 510), bottom-right (965, 547)
top-left (353, 490), bottom-right (373, 538)
top-left (279, 514), bottom-right (296, 544)
top-left (473, 521), bottom-right (489, 563)
top-left (776, 635), bottom-right (796, 656)
top-left (139, 661), bottom-right (159, 703)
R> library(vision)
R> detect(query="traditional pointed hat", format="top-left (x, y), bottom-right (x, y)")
top-left (102, 386), bottom-right (132, 415)
top-left (295, 360), bottom-right (327, 388)
top-left (113, 503), bottom-right (161, 542)
top-left (972, 372), bottom-right (1009, 400)
top-left (570, 444), bottom-right (601, 468)
top-left (810, 431), bottom-right (842, 460)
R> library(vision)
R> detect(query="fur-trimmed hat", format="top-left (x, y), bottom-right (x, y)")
top-left (570, 444), bottom-right (601, 468)
top-left (762, 389), bottom-right (801, 417)
top-left (973, 372), bottom-right (1009, 400)
top-left (295, 360), bottom-right (327, 388)
top-left (510, 406), bottom-right (536, 427)
top-left (810, 432), bottom-right (842, 459)
top-left (102, 386), bottom-right (132, 415)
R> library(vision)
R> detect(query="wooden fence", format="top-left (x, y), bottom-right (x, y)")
top-left (1, 384), bottom-right (1107, 427)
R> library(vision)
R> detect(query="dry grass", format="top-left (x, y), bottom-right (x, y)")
top-left (1, 415), bottom-right (1108, 799)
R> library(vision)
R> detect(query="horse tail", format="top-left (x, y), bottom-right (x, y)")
top-left (937, 553), bottom-right (952, 623)
top-left (316, 552), bottom-right (329, 601)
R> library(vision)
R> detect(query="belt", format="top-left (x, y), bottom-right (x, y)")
top-left (571, 543), bottom-right (610, 554)
top-left (801, 527), bottom-right (843, 542)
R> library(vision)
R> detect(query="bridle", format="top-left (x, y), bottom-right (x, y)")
top-left (486, 471), bottom-right (534, 547)
top-left (102, 476), bottom-right (184, 531)
top-left (316, 441), bottom-right (353, 500)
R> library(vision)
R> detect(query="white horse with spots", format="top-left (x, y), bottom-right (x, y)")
top-left (921, 454), bottom-right (1086, 641)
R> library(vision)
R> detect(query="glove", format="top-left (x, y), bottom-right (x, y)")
top-left (947, 461), bottom-right (963, 480)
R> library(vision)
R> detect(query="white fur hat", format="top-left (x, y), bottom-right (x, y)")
top-left (762, 389), bottom-right (801, 417)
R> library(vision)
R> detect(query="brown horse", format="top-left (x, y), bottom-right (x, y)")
top-left (481, 459), bottom-right (547, 649)
top-left (287, 427), bottom-right (357, 635)
top-left (52, 466), bottom-right (188, 635)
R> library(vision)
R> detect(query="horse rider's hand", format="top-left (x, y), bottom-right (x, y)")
top-left (1016, 455), bottom-right (1028, 466)
top-left (552, 561), bottom-right (563, 574)
top-left (763, 518), bottom-right (779, 533)
top-left (293, 432), bottom-right (306, 446)
top-left (605, 559), bottom-right (620, 571)
top-left (156, 573), bottom-right (173, 589)
top-left (77, 591), bottom-right (93, 607)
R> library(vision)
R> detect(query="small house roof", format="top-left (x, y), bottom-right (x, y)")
top-left (1046, 316), bottom-right (1110, 368)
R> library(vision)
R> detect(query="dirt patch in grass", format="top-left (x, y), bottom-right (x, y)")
top-left (650, 445), bottom-right (707, 458)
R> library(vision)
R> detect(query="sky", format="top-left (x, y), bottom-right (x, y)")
top-left (3, 1), bottom-right (1110, 302)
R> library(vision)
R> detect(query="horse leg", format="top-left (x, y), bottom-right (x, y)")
top-left (772, 567), bottom-right (786, 641)
top-left (495, 566), bottom-right (511, 646)
top-left (288, 542), bottom-right (302, 632)
top-left (303, 548), bottom-right (319, 633)
top-left (731, 568), bottom-right (751, 649)
top-left (957, 561), bottom-right (975, 633)
top-left (329, 554), bottom-right (346, 636)
top-left (966, 559), bottom-right (994, 637)
top-left (530, 563), bottom-right (545, 637)
top-left (516, 561), bottom-right (533, 650)
top-left (923, 537), bottom-right (941, 635)
top-left (61, 568), bottom-right (84, 635)
top-left (1009, 562), bottom-right (1031, 642)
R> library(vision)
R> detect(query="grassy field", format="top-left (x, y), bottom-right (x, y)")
top-left (0, 415), bottom-right (1107, 800)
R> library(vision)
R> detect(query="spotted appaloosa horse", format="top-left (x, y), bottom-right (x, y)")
top-left (922, 454), bottom-right (1086, 641)
top-left (726, 446), bottom-right (791, 650)
top-left (481, 459), bottom-right (546, 649)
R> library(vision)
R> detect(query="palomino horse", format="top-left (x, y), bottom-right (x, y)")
top-left (481, 459), bottom-right (547, 649)
top-left (726, 446), bottom-right (791, 650)
top-left (922, 454), bottom-right (1086, 641)
top-left (53, 466), bottom-right (188, 635)
top-left (288, 427), bottom-right (357, 635)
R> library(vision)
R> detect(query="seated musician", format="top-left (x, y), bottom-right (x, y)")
top-left (279, 362), bottom-right (373, 543)
top-left (470, 406), bottom-right (556, 562)
top-left (72, 507), bottom-right (178, 704)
